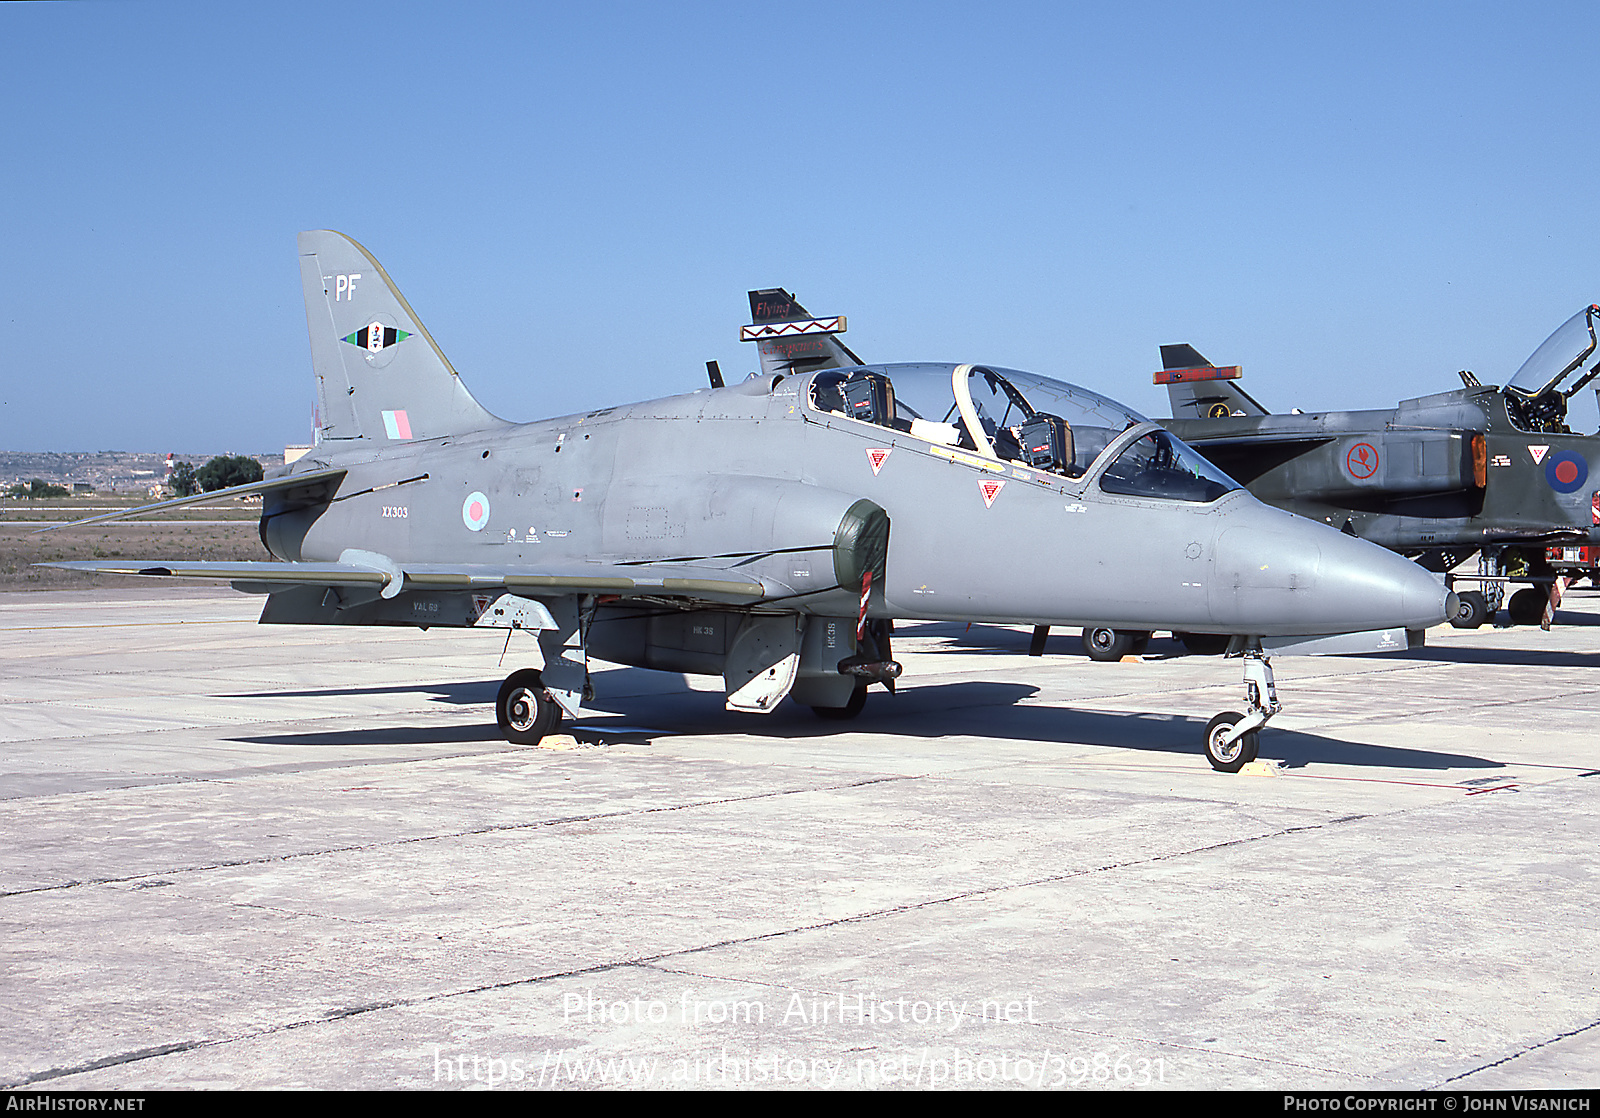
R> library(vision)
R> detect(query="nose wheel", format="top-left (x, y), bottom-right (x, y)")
top-left (497, 668), bottom-right (562, 745)
top-left (1205, 647), bottom-right (1279, 772)
top-left (1204, 712), bottom-right (1259, 772)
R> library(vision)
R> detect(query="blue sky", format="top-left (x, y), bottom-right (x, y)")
top-left (3, 1), bottom-right (1598, 451)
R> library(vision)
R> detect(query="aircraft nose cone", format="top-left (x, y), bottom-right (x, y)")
top-left (1209, 505), bottom-right (1452, 635)
top-left (1334, 531), bottom-right (1454, 631)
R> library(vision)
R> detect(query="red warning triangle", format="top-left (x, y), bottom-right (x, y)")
top-left (1529, 445), bottom-right (1550, 465)
top-left (979, 478), bottom-right (1005, 508)
top-left (866, 447), bottom-right (891, 475)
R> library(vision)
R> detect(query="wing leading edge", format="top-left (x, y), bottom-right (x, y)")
top-left (42, 557), bottom-right (773, 605)
top-left (32, 468), bottom-right (349, 533)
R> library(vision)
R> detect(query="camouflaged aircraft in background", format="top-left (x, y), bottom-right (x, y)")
top-left (45, 232), bottom-right (1453, 772)
top-left (1156, 306), bottom-right (1600, 632)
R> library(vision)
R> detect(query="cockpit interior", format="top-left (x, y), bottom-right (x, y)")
top-left (809, 363), bottom-right (1240, 502)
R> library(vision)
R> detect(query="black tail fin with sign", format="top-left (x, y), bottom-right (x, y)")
top-left (741, 288), bottom-right (864, 378)
top-left (1157, 343), bottom-right (1270, 419)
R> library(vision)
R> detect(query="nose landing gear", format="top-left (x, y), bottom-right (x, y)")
top-left (1204, 646), bottom-right (1280, 772)
top-left (1205, 712), bottom-right (1258, 771)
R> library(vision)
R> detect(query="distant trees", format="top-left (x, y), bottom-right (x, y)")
top-left (6, 479), bottom-right (71, 499)
top-left (167, 456), bottom-right (263, 497)
top-left (195, 455), bottom-right (264, 493)
top-left (169, 462), bottom-right (198, 497)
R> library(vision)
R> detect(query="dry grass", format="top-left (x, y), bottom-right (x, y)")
top-left (0, 497), bottom-right (270, 590)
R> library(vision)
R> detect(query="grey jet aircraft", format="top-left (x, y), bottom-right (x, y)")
top-left (45, 232), bottom-right (1454, 772)
top-left (1155, 306), bottom-right (1600, 631)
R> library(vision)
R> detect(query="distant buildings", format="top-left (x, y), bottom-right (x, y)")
top-left (1, 451), bottom-right (285, 496)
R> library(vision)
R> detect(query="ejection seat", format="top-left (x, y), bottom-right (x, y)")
top-left (1018, 413), bottom-right (1075, 475)
top-left (817, 370), bottom-right (914, 433)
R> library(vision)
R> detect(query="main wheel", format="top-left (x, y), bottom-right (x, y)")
top-left (1449, 590), bottom-right (1489, 629)
top-left (1179, 632), bottom-right (1231, 655)
top-left (1129, 630), bottom-right (1152, 655)
top-left (497, 669), bottom-right (561, 745)
top-left (1204, 711), bottom-right (1259, 773)
top-left (1507, 587), bottom-right (1546, 626)
top-left (1082, 627), bottom-right (1135, 661)
top-left (812, 684), bottom-right (868, 720)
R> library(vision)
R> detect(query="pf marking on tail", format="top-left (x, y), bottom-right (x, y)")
top-left (329, 272), bottom-right (363, 301)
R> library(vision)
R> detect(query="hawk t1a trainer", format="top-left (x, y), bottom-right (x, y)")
top-left (44, 232), bottom-right (1454, 773)
top-left (1156, 306), bottom-right (1600, 630)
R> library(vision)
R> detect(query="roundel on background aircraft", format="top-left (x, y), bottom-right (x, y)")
top-left (462, 491), bottom-right (491, 531)
top-left (1545, 450), bottom-right (1589, 494)
top-left (1344, 441), bottom-right (1380, 481)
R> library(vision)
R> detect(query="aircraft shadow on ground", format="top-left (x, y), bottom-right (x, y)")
top-left (1395, 644), bottom-right (1600, 669)
top-left (228, 723), bottom-right (505, 747)
top-left (901, 622), bottom-right (1191, 660)
top-left (1543, 608), bottom-right (1600, 627)
top-left (222, 680), bottom-right (500, 747)
top-left (220, 681), bottom-right (498, 705)
top-left (226, 677), bottom-right (1501, 773)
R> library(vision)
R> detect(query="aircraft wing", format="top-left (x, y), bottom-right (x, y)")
top-left (42, 557), bottom-right (773, 604)
top-left (33, 468), bottom-right (349, 532)
top-left (1176, 431), bottom-right (1337, 448)
top-left (45, 558), bottom-right (394, 589)
top-left (413, 561), bottom-right (770, 602)
top-left (1159, 427), bottom-right (1336, 486)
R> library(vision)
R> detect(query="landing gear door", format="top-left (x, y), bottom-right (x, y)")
top-left (536, 596), bottom-right (587, 718)
top-left (724, 614), bottom-right (803, 713)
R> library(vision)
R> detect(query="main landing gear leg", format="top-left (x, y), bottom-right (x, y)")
top-left (1204, 646), bottom-right (1281, 773)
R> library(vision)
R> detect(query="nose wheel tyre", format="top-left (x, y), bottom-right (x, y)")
top-left (1082, 627), bottom-right (1135, 661)
top-left (1449, 590), bottom-right (1489, 629)
top-left (1204, 711), bottom-right (1259, 773)
top-left (497, 669), bottom-right (561, 745)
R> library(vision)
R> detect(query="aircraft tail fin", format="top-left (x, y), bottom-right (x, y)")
top-left (741, 289), bottom-right (863, 378)
top-left (1156, 343), bottom-right (1270, 419)
top-left (298, 231), bottom-right (504, 444)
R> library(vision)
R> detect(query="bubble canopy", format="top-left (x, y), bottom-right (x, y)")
top-left (1506, 304), bottom-right (1600, 401)
top-left (805, 362), bottom-right (1241, 503)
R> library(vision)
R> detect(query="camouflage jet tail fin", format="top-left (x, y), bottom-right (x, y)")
top-left (298, 230), bottom-right (505, 444)
top-left (1156, 343), bottom-right (1270, 419)
top-left (741, 288), bottom-right (863, 378)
